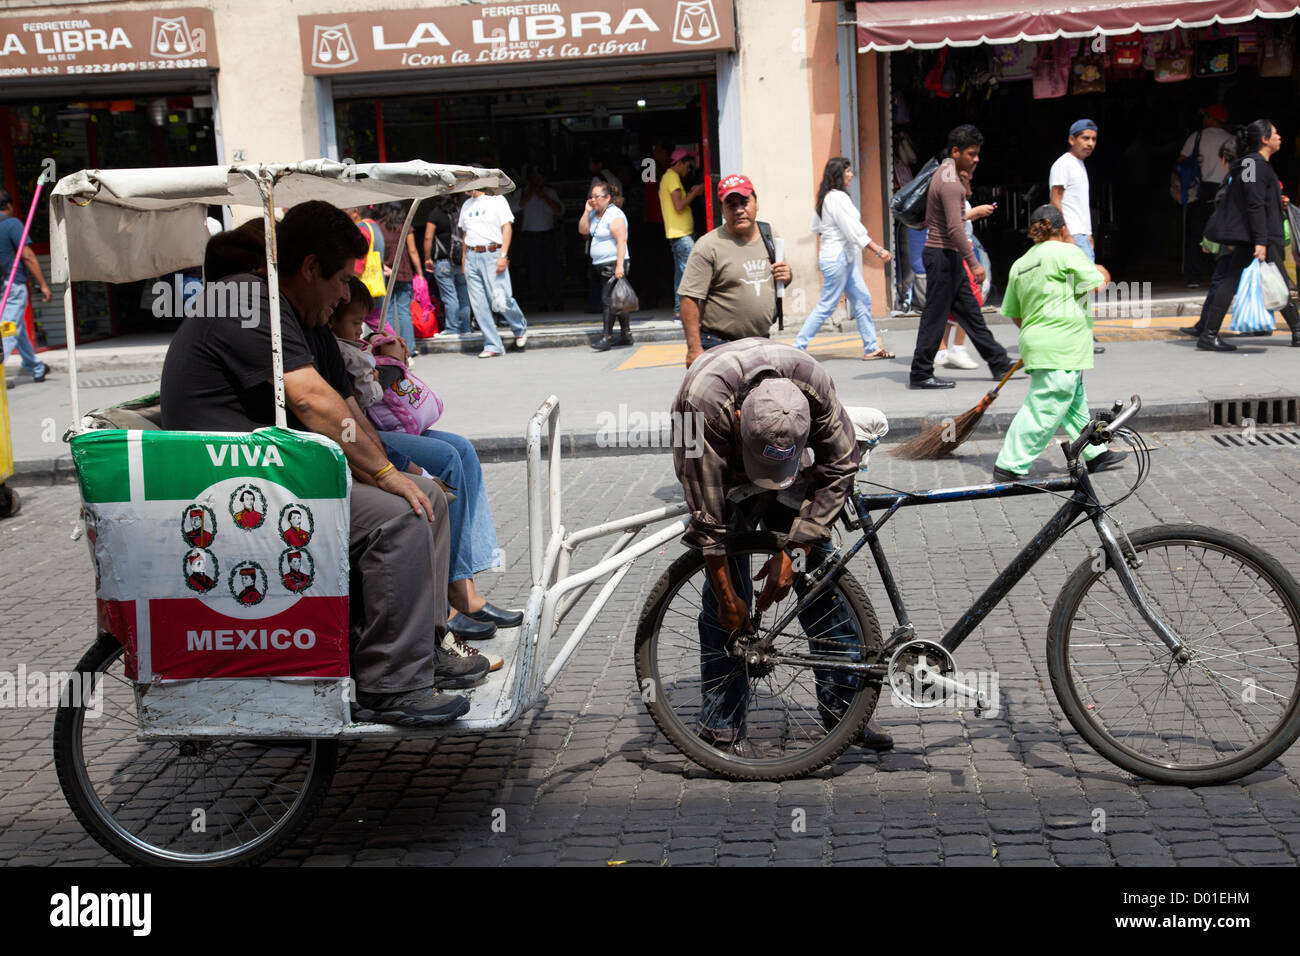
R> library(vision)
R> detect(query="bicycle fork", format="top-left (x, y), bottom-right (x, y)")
top-left (1093, 513), bottom-right (1189, 661)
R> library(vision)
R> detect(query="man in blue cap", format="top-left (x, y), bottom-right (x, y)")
top-left (1050, 119), bottom-right (1104, 354)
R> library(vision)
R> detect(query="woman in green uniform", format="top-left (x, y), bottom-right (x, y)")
top-left (993, 205), bottom-right (1126, 481)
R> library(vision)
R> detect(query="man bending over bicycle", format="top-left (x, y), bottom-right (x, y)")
top-left (671, 339), bottom-right (893, 751)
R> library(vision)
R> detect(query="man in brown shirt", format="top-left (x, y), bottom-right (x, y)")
top-left (670, 338), bottom-right (893, 751)
top-left (910, 124), bottom-right (1012, 389)
top-left (678, 174), bottom-right (792, 367)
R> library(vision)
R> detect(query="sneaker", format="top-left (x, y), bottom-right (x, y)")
top-left (478, 349), bottom-right (502, 359)
top-left (935, 348), bottom-right (949, 366)
top-left (32, 370), bottom-right (47, 383)
top-left (432, 642), bottom-right (491, 688)
top-left (353, 687), bottom-right (470, 726)
top-left (441, 632), bottom-right (503, 673)
top-left (993, 466), bottom-right (1027, 482)
top-left (515, 333), bottom-right (527, 349)
top-left (944, 346), bottom-right (978, 370)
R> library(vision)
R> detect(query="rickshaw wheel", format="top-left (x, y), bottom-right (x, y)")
top-left (53, 634), bottom-right (338, 867)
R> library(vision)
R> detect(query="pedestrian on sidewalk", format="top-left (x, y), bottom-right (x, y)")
top-left (373, 201), bottom-right (423, 355)
top-left (1178, 105), bottom-right (1234, 289)
top-left (1050, 118), bottom-right (1105, 355)
top-left (677, 174), bottom-right (793, 368)
top-left (1180, 138), bottom-right (1239, 340)
top-left (934, 167), bottom-right (994, 371)
top-left (1196, 119), bottom-right (1300, 351)
top-left (659, 147), bottom-right (705, 321)
top-left (516, 171), bottom-right (565, 312)
top-left (1, 188), bottom-right (51, 383)
top-left (993, 205), bottom-right (1126, 482)
top-left (794, 157), bottom-right (894, 359)
top-left (909, 125), bottom-right (1011, 389)
top-left (459, 184), bottom-right (529, 358)
top-left (423, 195), bottom-right (470, 334)
top-left (580, 180), bottom-right (634, 351)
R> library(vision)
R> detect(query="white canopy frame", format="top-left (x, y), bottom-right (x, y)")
top-left (48, 159), bottom-right (513, 429)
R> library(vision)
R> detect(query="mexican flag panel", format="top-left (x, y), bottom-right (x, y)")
top-left (71, 427), bottom-right (352, 689)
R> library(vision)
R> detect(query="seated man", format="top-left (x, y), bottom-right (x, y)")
top-left (671, 338), bottom-right (893, 751)
top-left (160, 200), bottom-right (487, 726)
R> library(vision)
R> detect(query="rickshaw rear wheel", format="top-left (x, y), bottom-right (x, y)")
top-left (53, 634), bottom-right (338, 867)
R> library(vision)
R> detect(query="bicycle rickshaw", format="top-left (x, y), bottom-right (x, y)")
top-left (47, 162), bottom-right (1300, 867)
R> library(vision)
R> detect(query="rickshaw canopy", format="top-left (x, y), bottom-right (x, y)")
top-left (49, 159), bottom-right (514, 284)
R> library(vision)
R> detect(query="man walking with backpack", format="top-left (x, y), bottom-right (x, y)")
top-left (677, 174), bottom-right (792, 368)
top-left (908, 126), bottom-right (1012, 389)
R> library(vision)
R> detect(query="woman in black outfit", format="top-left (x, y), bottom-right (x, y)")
top-left (1198, 118), bottom-right (1300, 351)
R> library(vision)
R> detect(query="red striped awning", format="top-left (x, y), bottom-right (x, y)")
top-left (857, 0), bottom-right (1300, 51)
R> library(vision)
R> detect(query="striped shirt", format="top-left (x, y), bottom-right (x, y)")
top-left (671, 339), bottom-right (860, 555)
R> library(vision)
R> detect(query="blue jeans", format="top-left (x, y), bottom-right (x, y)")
top-left (1072, 234), bottom-right (1095, 262)
top-left (669, 235), bottom-right (695, 316)
top-left (453, 268), bottom-right (472, 330)
top-left (698, 529), bottom-right (864, 736)
top-left (793, 251), bottom-right (879, 353)
top-left (431, 260), bottom-right (466, 333)
top-left (377, 429), bottom-right (501, 582)
top-left (1, 285), bottom-right (46, 378)
top-left (464, 250), bottom-right (527, 354)
top-left (389, 280), bottom-right (415, 353)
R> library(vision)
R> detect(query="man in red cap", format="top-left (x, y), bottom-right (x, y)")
top-left (677, 174), bottom-right (792, 367)
top-left (1178, 104), bottom-right (1233, 288)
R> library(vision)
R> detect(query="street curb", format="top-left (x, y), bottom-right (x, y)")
top-left (9, 401), bottom-right (1212, 482)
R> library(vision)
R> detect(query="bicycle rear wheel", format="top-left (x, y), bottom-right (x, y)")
top-left (53, 634), bottom-right (338, 866)
top-left (634, 533), bottom-right (882, 781)
top-left (1047, 524), bottom-right (1300, 785)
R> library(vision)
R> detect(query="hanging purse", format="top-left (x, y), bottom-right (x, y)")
top-left (1032, 39), bottom-right (1070, 99)
top-left (1194, 35), bottom-right (1238, 78)
top-left (1260, 25), bottom-right (1295, 78)
top-left (1156, 28), bottom-right (1193, 82)
top-left (1071, 52), bottom-right (1106, 94)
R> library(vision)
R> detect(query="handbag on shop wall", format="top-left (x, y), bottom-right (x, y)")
top-left (1032, 39), bottom-right (1071, 99)
top-left (1260, 26), bottom-right (1296, 77)
top-left (1156, 29), bottom-right (1193, 82)
top-left (1194, 36), bottom-right (1238, 77)
top-left (1071, 53), bottom-right (1106, 94)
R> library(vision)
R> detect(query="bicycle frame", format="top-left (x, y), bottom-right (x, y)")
top-left (764, 455), bottom-right (1185, 671)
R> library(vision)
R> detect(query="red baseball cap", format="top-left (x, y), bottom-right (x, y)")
top-left (1201, 104), bottom-right (1229, 122)
top-left (718, 174), bottom-right (755, 201)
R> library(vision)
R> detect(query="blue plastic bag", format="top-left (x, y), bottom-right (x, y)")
top-left (1230, 260), bottom-right (1277, 333)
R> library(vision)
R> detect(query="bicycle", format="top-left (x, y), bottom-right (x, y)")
top-left (635, 396), bottom-right (1300, 784)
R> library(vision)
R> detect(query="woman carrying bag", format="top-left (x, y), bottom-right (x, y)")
top-left (580, 180), bottom-right (634, 351)
top-left (1197, 119), bottom-right (1300, 351)
top-left (794, 157), bottom-right (894, 359)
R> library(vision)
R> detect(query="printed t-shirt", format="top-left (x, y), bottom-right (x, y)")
top-left (676, 225), bottom-right (779, 340)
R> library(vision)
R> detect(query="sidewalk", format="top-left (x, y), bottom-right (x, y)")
top-left (6, 322), bottom-right (1298, 483)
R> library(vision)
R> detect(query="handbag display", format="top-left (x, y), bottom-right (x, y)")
top-left (1071, 53), bottom-right (1106, 94)
top-left (1260, 27), bottom-right (1295, 77)
top-left (992, 42), bottom-right (1036, 81)
top-left (1194, 37), bottom-right (1238, 77)
top-left (1155, 28), bottom-right (1192, 82)
top-left (1032, 39), bottom-right (1071, 99)
top-left (1111, 33), bottom-right (1142, 77)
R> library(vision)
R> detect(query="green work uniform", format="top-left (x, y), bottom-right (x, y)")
top-left (995, 240), bottom-right (1106, 475)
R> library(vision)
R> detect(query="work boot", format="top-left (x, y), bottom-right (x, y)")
top-left (856, 722), bottom-right (895, 751)
top-left (352, 687), bottom-right (470, 726)
top-left (611, 314), bottom-right (635, 348)
top-left (590, 312), bottom-right (616, 351)
top-left (432, 643), bottom-right (491, 689)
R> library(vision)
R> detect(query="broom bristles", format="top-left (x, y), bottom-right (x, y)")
top-left (889, 390), bottom-right (996, 460)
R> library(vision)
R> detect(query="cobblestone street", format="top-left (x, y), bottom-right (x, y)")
top-left (3, 431), bottom-right (1299, 866)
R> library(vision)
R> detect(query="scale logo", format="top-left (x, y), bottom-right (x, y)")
top-left (672, 1), bottom-right (718, 45)
top-left (149, 16), bottom-right (206, 59)
top-left (311, 23), bottom-right (358, 69)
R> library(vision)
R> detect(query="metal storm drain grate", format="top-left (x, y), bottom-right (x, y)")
top-left (1209, 396), bottom-right (1300, 427)
top-left (79, 372), bottom-right (162, 389)
top-left (1212, 431), bottom-right (1300, 448)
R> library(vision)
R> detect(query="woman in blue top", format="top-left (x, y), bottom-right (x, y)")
top-left (579, 180), bottom-right (632, 351)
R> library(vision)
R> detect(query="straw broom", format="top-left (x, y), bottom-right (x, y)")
top-left (891, 358), bottom-right (1023, 460)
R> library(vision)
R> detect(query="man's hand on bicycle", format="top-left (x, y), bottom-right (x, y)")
top-left (754, 549), bottom-right (800, 613)
top-left (705, 555), bottom-right (754, 636)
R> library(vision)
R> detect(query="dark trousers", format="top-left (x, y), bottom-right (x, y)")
top-left (590, 260), bottom-right (632, 338)
top-left (911, 247), bottom-right (1009, 383)
top-left (524, 230), bottom-right (562, 310)
top-left (1184, 183), bottom-right (1220, 285)
top-left (1192, 251), bottom-right (1235, 335)
top-left (1200, 242), bottom-right (1300, 340)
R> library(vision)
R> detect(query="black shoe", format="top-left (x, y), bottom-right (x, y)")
top-left (908, 376), bottom-right (956, 389)
top-left (1292, 331), bottom-right (1300, 348)
top-left (590, 336), bottom-right (615, 352)
top-left (1178, 326), bottom-right (1202, 337)
top-left (856, 722), bottom-right (895, 752)
top-left (993, 466), bottom-right (1027, 482)
top-left (611, 333), bottom-right (635, 348)
top-left (447, 613), bottom-right (496, 640)
top-left (432, 644), bottom-right (491, 688)
top-left (1186, 280), bottom-right (1201, 289)
top-left (1086, 450), bottom-right (1129, 474)
top-left (990, 363), bottom-right (1015, 381)
top-left (1196, 336), bottom-right (1237, 352)
top-left (353, 687), bottom-right (470, 726)
top-left (1093, 343), bottom-right (1105, 354)
top-left (465, 602), bottom-right (523, 629)
top-left (1248, 329), bottom-right (1273, 337)
top-left (32, 371), bottom-right (47, 383)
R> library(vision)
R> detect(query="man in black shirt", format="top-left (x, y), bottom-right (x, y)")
top-left (161, 201), bottom-right (487, 725)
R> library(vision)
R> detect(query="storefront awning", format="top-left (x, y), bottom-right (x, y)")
top-left (856, 0), bottom-right (1300, 51)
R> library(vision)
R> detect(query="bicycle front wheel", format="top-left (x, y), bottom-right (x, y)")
top-left (53, 635), bottom-right (338, 866)
top-left (1047, 524), bottom-right (1300, 785)
top-left (635, 532), bottom-right (883, 781)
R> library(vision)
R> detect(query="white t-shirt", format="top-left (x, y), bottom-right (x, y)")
top-left (517, 187), bottom-right (561, 232)
top-left (1049, 152), bottom-right (1091, 237)
top-left (1181, 127), bottom-right (1234, 185)
top-left (458, 194), bottom-right (514, 247)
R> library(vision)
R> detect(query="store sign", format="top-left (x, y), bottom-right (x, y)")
top-left (0, 8), bottom-right (218, 78)
top-left (299, 0), bottom-right (734, 75)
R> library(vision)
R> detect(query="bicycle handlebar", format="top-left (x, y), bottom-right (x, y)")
top-left (1065, 394), bottom-right (1142, 462)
